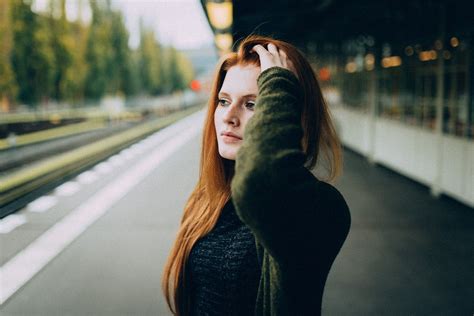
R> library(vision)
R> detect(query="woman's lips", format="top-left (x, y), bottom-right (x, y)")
top-left (222, 135), bottom-right (242, 143)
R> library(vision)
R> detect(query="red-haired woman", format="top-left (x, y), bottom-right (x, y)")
top-left (162, 35), bottom-right (351, 316)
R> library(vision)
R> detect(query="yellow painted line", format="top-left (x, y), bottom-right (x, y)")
top-left (0, 110), bottom-right (142, 124)
top-left (0, 120), bottom-right (107, 150)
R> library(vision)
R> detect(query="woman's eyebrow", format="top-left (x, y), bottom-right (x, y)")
top-left (218, 91), bottom-right (257, 98)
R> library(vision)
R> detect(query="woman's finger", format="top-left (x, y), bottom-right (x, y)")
top-left (252, 44), bottom-right (271, 58)
top-left (267, 43), bottom-right (279, 56)
top-left (280, 49), bottom-right (288, 67)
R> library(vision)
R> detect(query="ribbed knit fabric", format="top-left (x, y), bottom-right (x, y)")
top-left (187, 198), bottom-right (261, 316)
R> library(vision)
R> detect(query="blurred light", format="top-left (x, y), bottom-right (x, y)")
top-left (450, 37), bottom-right (459, 47)
top-left (418, 50), bottom-right (437, 61)
top-left (50, 114), bottom-right (61, 125)
top-left (190, 80), bottom-right (201, 91)
top-left (345, 62), bottom-right (357, 73)
top-left (443, 50), bottom-right (451, 60)
top-left (381, 56), bottom-right (402, 68)
top-left (206, 1), bottom-right (233, 30)
top-left (414, 44), bottom-right (422, 53)
top-left (434, 40), bottom-right (443, 50)
top-left (364, 54), bottom-right (375, 71)
top-left (215, 33), bottom-right (233, 51)
top-left (405, 46), bottom-right (414, 56)
top-left (318, 67), bottom-right (331, 81)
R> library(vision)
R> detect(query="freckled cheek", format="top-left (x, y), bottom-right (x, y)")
top-left (241, 112), bottom-right (255, 131)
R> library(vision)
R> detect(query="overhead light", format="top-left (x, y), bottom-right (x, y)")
top-left (345, 62), bottom-right (357, 73)
top-left (450, 37), bottom-right (459, 48)
top-left (364, 54), bottom-right (375, 71)
top-left (206, 1), bottom-right (233, 30)
top-left (418, 50), bottom-right (437, 62)
top-left (381, 56), bottom-right (402, 68)
top-left (215, 33), bottom-right (233, 51)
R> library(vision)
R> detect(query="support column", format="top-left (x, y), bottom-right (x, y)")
top-left (430, 4), bottom-right (446, 198)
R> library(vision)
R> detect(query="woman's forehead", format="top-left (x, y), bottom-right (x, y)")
top-left (219, 65), bottom-right (259, 96)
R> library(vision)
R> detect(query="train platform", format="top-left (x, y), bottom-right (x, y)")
top-left (0, 110), bottom-right (472, 315)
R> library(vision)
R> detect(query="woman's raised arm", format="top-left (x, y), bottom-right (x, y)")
top-left (230, 51), bottom-right (350, 264)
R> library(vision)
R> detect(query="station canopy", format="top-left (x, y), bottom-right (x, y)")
top-left (202, 0), bottom-right (474, 53)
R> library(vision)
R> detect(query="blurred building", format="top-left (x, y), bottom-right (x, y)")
top-left (201, 0), bottom-right (474, 207)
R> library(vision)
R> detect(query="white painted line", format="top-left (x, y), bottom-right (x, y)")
top-left (26, 196), bottom-right (57, 213)
top-left (130, 143), bottom-right (144, 152)
top-left (94, 161), bottom-right (113, 174)
top-left (76, 170), bottom-right (99, 184)
top-left (108, 155), bottom-right (125, 167)
top-left (54, 181), bottom-right (81, 197)
top-left (121, 149), bottom-right (135, 160)
top-left (0, 122), bottom-right (200, 305)
top-left (0, 214), bottom-right (27, 234)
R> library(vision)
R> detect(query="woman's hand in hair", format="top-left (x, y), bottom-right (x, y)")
top-left (251, 43), bottom-right (297, 78)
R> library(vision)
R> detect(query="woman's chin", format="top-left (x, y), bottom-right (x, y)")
top-left (218, 148), bottom-right (237, 161)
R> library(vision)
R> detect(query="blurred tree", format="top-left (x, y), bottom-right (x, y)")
top-left (63, 17), bottom-right (88, 103)
top-left (48, 0), bottom-right (73, 101)
top-left (84, 0), bottom-right (136, 100)
top-left (0, 0), bottom-right (18, 109)
top-left (11, 0), bottom-right (55, 106)
top-left (162, 46), bottom-right (195, 93)
top-left (84, 0), bottom-right (111, 100)
top-left (109, 10), bottom-right (136, 96)
top-left (128, 49), bottom-right (142, 96)
top-left (163, 46), bottom-right (179, 94)
top-left (138, 21), bottom-right (164, 95)
top-left (176, 50), bottom-right (195, 91)
top-left (5, 0), bottom-right (194, 107)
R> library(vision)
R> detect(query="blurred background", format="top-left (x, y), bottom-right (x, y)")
top-left (0, 0), bottom-right (473, 315)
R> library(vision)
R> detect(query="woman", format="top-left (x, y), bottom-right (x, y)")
top-left (162, 35), bottom-right (351, 316)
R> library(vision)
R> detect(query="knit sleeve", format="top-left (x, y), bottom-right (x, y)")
top-left (230, 66), bottom-right (351, 264)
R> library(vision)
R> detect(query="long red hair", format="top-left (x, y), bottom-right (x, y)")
top-left (161, 34), bottom-right (343, 315)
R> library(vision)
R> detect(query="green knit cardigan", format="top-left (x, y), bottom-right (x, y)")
top-left (230, 66), bottom-right (351, 315)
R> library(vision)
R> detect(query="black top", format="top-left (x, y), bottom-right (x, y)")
top-left (187, 198), bottom-right (262, 315)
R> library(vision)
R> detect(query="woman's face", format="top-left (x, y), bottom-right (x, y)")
top-left (214, 65), bottom-right (260, 160)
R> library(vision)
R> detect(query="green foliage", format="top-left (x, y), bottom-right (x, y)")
top-left (62, 20), bottom-right (88, 102)
top-left (162, 46), bottom-right (196, 93)
top-left (109, 10), bottom-right (135, 96)
top-left (49, 0), bottom-right (73, 100)
top-left (11, 0), bottom-right (55, 105)
top-left (1, 0), bottom-right (197, 108)
top-left (0, 0), bottom-right (18, 102)
top-left (175, 49), bottom-right (195, 91)
top-left (138, 24), bottom-right (163, 95)
top-left (84, 0), bottom-right (137, 99)
top-left (84, 0), bottom-right (112, 99)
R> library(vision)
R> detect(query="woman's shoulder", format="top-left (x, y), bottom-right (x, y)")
top-left (315, 177), bottom-right (348, 205)
top-left (313, 177), bottom-right (352, 235)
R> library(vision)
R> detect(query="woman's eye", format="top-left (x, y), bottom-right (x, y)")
top-left (218, 98), bottom-right (254, 110)
top-left (246, 102), bottom-right (255, 109)
top-left (218, 99), bottom-right (229, 106)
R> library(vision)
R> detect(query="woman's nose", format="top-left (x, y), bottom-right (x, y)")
top-left (223, 102), bottom-right (240, 124)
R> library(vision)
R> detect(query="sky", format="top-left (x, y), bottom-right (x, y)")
top-left (32, 0), bottom-right (215, 50)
